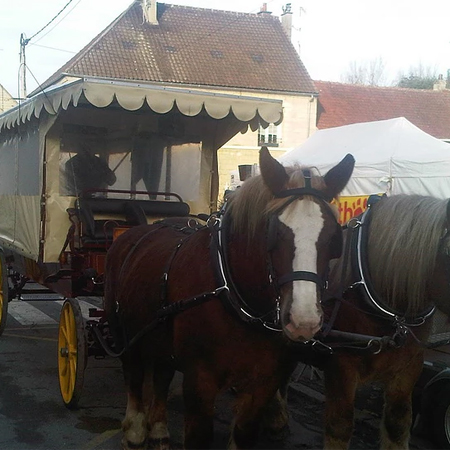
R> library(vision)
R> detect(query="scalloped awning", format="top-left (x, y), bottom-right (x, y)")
top-left (0, 77), bottom-right (283, 131)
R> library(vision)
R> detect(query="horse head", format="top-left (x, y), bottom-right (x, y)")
top-left (258, 147), bottom-right (354, 341)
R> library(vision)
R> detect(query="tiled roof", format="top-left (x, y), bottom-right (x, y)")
top-left (315, 81), bottom-right (450, 139)
top-left (39, 2), bottom-right (315, 95)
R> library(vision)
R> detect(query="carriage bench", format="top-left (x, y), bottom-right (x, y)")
top-left (68, 194), bottom-right (190, 248)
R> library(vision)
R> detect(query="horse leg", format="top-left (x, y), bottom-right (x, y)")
top-left (147, 359), bottom-right (175, 450)
top-left (323, 358), bottom-right (358, 450)
top-left (183, 367), bottom-right (219, 449)
top-left (380, 355), bottom-right (423, 450)
top-left (230, 386), bottom-right (280, 450)
top-left (261, 388), bottom-right (290, 441)
top-left (261, 380), bottom-right (291, 441)
top-left (121, 349), bottom-right (150, 450)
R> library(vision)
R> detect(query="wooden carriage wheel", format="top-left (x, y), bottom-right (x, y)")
top-left (58, 298), bottom-right (87, 409)
top-left (0, 252), bottom-right (9, 336)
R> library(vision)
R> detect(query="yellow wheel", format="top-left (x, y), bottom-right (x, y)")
top-left (0, 252), bottom-right (9, 336)
top-left (58, 298), bottom-right (86, 409)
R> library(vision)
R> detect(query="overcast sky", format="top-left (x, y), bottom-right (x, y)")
top-left (1, 0), bottom-right (450, 99)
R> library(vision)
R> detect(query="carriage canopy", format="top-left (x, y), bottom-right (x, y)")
top-left (0, 77), bottom-right (283, 262)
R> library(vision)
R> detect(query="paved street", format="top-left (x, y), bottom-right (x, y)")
top-left (0, 296), bottom-right (438, 449)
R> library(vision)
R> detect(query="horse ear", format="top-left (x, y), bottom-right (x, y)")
top-left (323, 154), bottom-right (355, 199)
top-left (259, 146), bottom-right (289, 196)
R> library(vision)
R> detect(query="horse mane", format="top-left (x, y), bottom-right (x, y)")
top-left (368, 195), bottom-right (447, 313)
top-left (226, 165), bottom-right (330, 240)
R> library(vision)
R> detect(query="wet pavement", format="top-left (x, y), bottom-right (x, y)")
top-left (0, 299), bottom-right (439, 449)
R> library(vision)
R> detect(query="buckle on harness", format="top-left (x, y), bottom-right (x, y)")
top-left (347, 217), bottom-right (361, 229)
top-left (310, 339), bottom-right (333, 355)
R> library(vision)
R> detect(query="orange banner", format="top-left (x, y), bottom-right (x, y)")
top-left (335, 195), bottom-right (371, 224)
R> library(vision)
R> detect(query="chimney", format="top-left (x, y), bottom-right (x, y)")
top-left (257, 3), bottom-right (272, 15)
top-left (434, 73), bottom-right (446, 91)
top-left (281, 3), bottom-right (293, 40)
top-left (142, 0), bottom-right (158, 25)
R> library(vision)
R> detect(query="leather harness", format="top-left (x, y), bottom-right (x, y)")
top-left (312, 195), bottom-right (442, 356)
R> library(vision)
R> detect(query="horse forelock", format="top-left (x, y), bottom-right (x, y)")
top-left (227, 165), bottom-right (328, 239)
top-left (368, 195), bottom-right (447, 314)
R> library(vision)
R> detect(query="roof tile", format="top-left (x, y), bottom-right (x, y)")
top-left (315, 81), bottom-right (450, 139)
top-left (40, 2), bottom-right (315, 94)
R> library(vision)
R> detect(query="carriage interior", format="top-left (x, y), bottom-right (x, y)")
top-left (59, 120), bottom-right (202, 248)
top-left (47, 103), bottom-right (223, 258)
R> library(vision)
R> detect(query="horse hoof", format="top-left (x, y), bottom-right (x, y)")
top-left (148, 437), bottom-right (171, 450)
top-left (121, 437), bottom-right (147, 450)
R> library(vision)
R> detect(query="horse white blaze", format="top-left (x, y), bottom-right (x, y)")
top-left (279, 200), bottom-right (323, 340)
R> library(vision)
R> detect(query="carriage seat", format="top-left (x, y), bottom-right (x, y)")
top-left (74, 196), bottom-right (190, 245)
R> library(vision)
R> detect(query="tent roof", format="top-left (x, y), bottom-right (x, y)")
top-left (279, 117), bottom-right (450, 198)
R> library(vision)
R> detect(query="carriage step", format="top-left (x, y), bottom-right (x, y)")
top-left (21, 288), bottom-right (57, 294)
top-left (19, 282), bottom-right (63, 300)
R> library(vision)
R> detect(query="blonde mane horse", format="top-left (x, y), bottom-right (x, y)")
top-left (321, 194), bottom-right (450, 449)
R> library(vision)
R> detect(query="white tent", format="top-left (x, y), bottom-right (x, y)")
top-left (279, 117), bottom-right (450, 198)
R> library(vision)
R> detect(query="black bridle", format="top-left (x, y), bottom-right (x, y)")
top-left (211, 172), bottom-right (341, 332)
top-left (267, 176), bottom-right (337, 293)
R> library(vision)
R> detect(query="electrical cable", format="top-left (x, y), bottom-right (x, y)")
top-left (30, 0), bottom-right (82, 45)
top-left (26, 0), bottom-right (76, 43)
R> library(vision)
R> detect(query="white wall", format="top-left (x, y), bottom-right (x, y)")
top-left (217, 91), bottom-right (318, 198)
top-left (0, 85), bottom-right (17, 113)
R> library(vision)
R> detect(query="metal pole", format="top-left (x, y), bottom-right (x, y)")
top-left (19, 34), bottom-right (29, 99)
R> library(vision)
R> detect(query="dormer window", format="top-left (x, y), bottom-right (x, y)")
top-left (251, 54), bottom-right (264, 64)
top-left (211, 50), bottom-right (224, 59)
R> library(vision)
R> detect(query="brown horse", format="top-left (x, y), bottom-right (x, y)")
top-left (317, 194), bottom-right (450, 449)
top-left (103, 147), bottom-right (354, 450)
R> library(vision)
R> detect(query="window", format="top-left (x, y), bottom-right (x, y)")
top-left (258, 124), bottom-right (280, 147)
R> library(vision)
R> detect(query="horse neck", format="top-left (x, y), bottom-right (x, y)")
top-left (226, 223), bottom-right (275, 304)
top-left (327, 231), bottom-right (352, 297)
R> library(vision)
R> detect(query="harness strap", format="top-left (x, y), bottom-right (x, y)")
top-left (278, 270), bottom-right (326, 289)
top-left (160, 239), bottom-right (185, 303)
top-left (315, 195), bottom-right (438, 355)
top-left (101, 288), bottom-right (225, 357)
top-left (276, 187), bottom-right (332, 203)
top-left (210, 211), bottom-right (282, 330)
top-left (320, 218), bottom-right (358, 337)
top-left (350, 197), bottom-right (435, 325)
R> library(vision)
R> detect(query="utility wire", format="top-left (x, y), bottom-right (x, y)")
top-left (30, 0), bottom-right (82, 45)
top-left (31, 43), bottom-right (77, 54)
top-left (25, 0), bottom-right (76, 44)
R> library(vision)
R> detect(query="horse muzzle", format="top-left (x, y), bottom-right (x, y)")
top-left (282, 318), bottom-right (322, 342)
